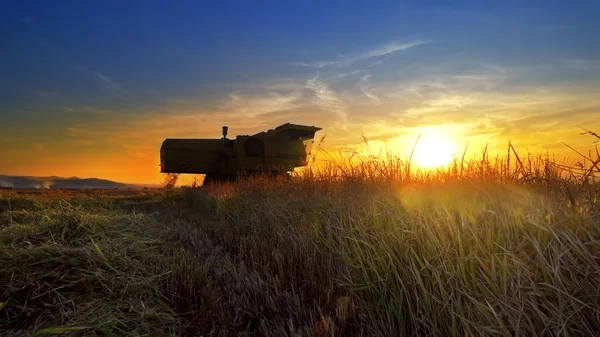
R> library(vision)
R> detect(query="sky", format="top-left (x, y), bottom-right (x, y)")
top-left (1, 0), bottom-right (599, 184)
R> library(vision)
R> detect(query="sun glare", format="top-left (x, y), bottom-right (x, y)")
top-left (411, 132), bottom-right (458, 169)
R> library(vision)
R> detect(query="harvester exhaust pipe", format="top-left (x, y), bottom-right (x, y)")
top-left (222, 126), bottom-right (228, 145)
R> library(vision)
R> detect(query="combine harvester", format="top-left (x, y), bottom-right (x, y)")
top-left (160, 123), bottom-right (322, 184)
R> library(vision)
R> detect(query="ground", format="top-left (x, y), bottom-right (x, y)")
top-left (1, 169), bottom-right (599, 336)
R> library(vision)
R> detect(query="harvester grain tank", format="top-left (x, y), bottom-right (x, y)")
top-left (160, 123), bottom-right (322, 183)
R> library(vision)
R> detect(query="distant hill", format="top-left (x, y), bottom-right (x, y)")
top-left (0, 175), bottom-right (160, 190)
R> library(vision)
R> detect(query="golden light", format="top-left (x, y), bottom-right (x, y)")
top-left (411, 131), bottom-right (458, 169)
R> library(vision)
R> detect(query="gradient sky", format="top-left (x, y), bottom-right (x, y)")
top-left (1, 0), bottom-right (599, 184)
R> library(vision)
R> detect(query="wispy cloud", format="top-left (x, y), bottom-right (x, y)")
top-left (292, 61), bottom-right (341, 68)
top-left (305, 76), bottom-right (347, 121)
top-left (201, 78), bottom-right (307, 93)
top-left (293, 40), bottom-right (428, 68)
top-left (357, 41), bottom-right (428, 60)
top-left (218, 91), bottom-right (304, 118)
top-left (359, 74), bottom-right (381, 106)
top-left (326, 69), bottom-right (365, 80)
top-left (562, 59), bottom-right (600, 72)
top-left (95, 72), bottom-right (132, 100)
top-left (24, 35), bottom-right (136, 102)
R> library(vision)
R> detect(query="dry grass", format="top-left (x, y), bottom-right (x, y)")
top-left (1, 137), bottom-right (599, 336)
top-left (0, 195), bottom-right (185, 336)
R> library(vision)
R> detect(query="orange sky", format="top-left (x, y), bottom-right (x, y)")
top-left (1, 84), bottom-right (599, 185)
top-left (1, 108), bottom-right (598, 185)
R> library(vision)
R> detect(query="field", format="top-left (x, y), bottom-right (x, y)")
top-left (1, 146), bottom-right (599, 336)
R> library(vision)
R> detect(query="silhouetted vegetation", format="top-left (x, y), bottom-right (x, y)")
top-left (1, 136), bottom-right (599, 336)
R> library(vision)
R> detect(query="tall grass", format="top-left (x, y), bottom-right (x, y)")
top-left (1, 137), bottom-right (599, 336)
top-left (171, 139), bottom-right (599, 336)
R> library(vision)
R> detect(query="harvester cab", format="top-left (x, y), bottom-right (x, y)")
top-left (160, 123), bottom-right (322, 182)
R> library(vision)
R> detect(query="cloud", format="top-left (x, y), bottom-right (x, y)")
top-left (359, 74), bottom-right (381, 106)
top-left (68, 65), bottom-right (135, 101)
top-left (24, 36), bottom-right (136, 102)
top-left (293, 40), bottom-right (428, 68)
top-left (203, 79), bottom-right (307, 93)
top-left (381, 84), bottom-right (600, 154)
top-left (292, 61), bottom-right (342, 68)
top-left (326, 69), bottom-right (365, 80)
top-left (563, 59), bottom-right (600, 71)
top-left (217, 91), bottom-right (305, 122)
top-left (95, 72), bottom-right (133, 100)
top-left (357, 41), bottom-right (428, 60)
top-left (305, 76), bottom-right (347, 121)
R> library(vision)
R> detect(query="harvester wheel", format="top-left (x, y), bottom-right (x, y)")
top-left (203, 174), bottom-right (236, 186)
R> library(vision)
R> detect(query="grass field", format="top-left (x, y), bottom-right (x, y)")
top-left (1, 144), bottom-right (599, 336)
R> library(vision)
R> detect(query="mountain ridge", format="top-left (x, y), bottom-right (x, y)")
top-left (0, 174), bottom-right (161, 190)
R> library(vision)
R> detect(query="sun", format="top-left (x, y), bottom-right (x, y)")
top-left (411, 132), bottom-right (458, 169)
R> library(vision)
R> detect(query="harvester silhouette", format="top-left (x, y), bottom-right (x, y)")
top-left (160, 123), bottom-right (321, 184)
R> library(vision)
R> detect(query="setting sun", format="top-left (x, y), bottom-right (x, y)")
top-left (411, 132), bottom-right (458, 169)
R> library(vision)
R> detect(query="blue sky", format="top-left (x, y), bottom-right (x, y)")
top-left (1, 0), bottom-right (599, 182)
